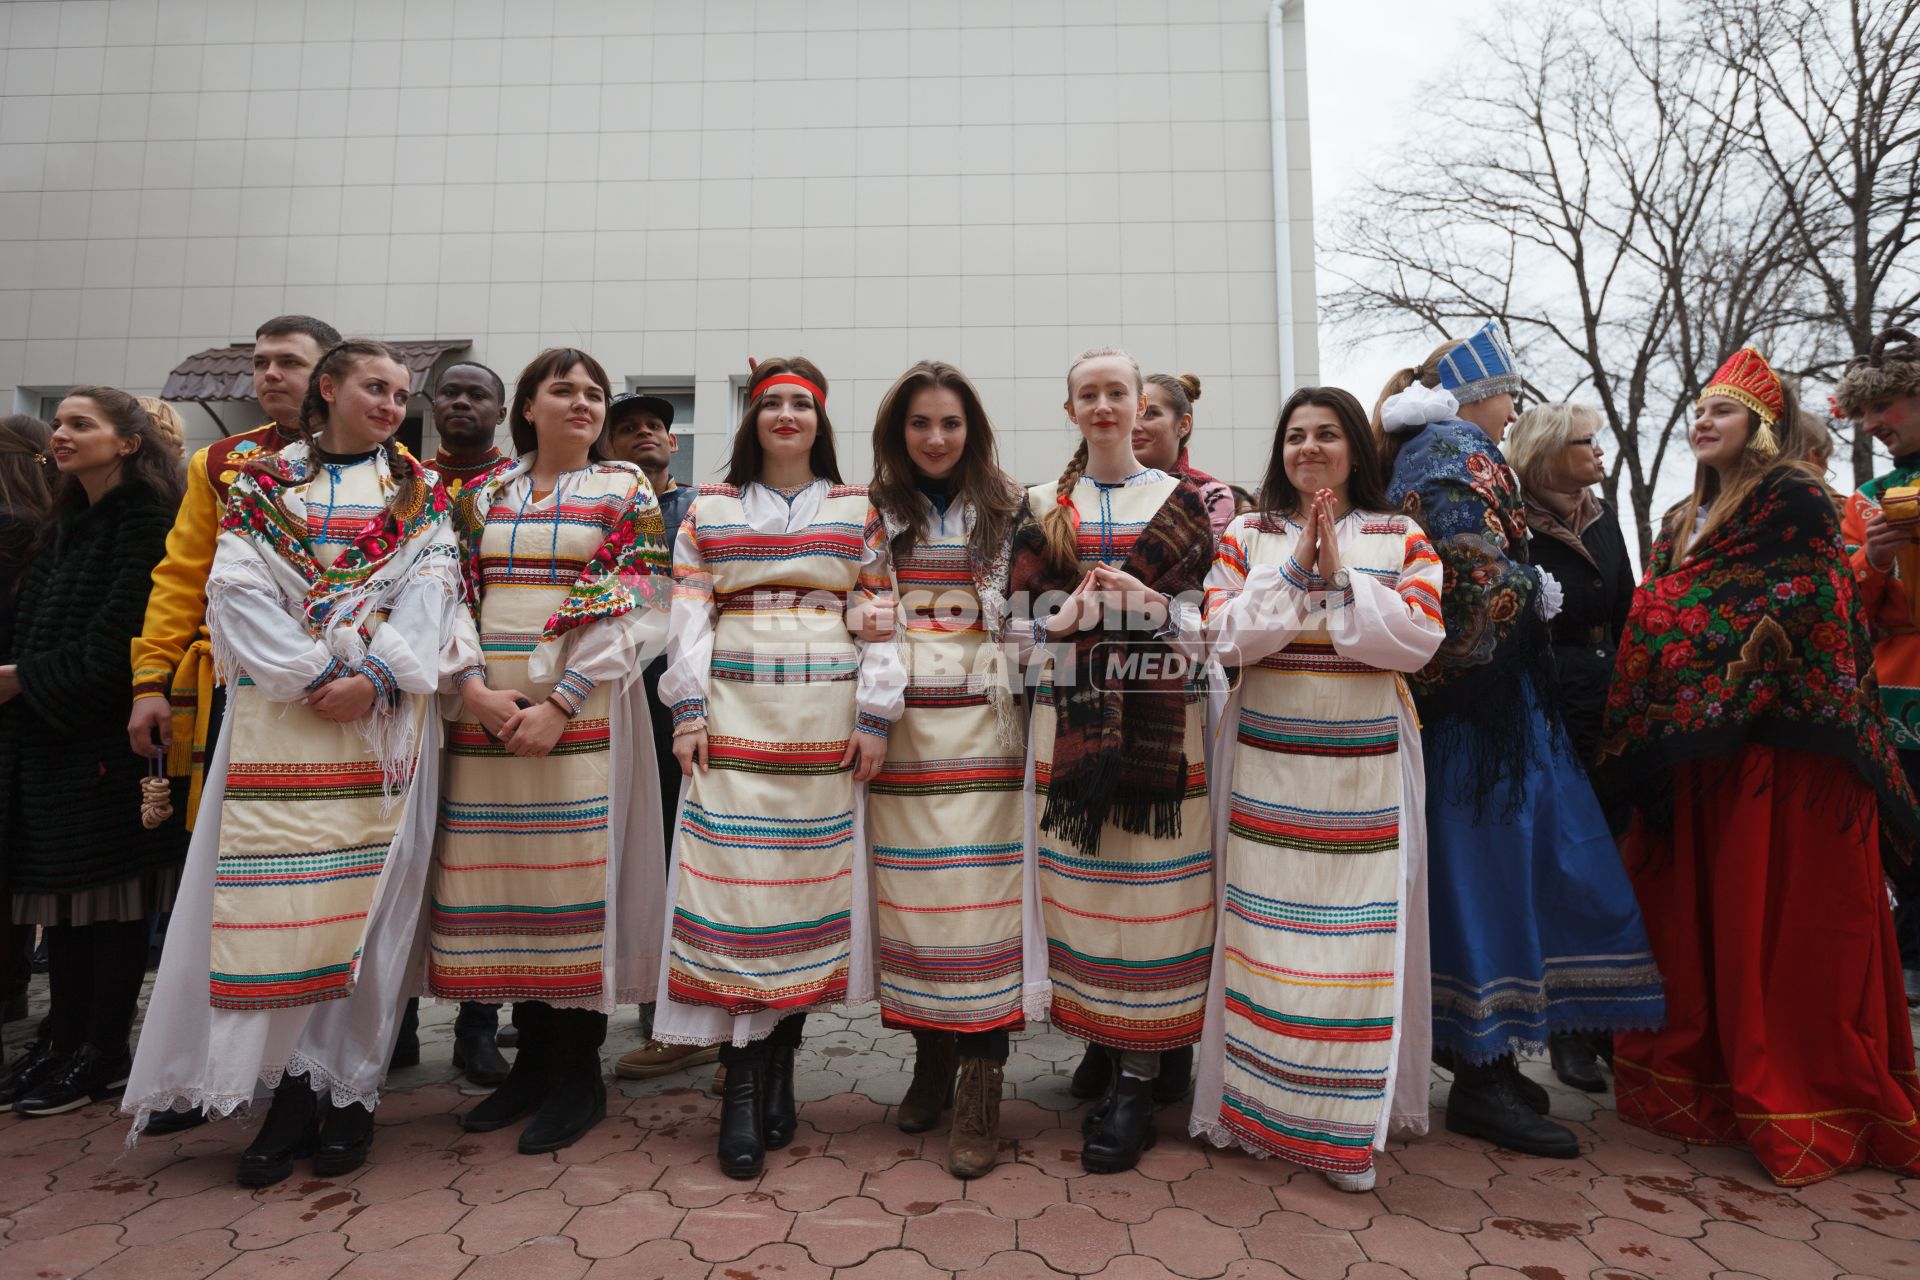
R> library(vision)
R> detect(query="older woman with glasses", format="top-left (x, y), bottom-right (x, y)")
top-left (1505, 402), bottom-right (1634, 1093)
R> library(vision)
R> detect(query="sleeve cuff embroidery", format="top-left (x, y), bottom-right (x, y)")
top-left (670, 697), bottom-right (707, 727)
top-left (551, 668), bottom-right (596, 717)
top-left (1279, 555), bottom-right (1322, 593)
top-left (360, 655), bottom-right (400, 709)
top-left (304, 656), bottom-right (350, 692)
top-left (855, 710), bottom-right (893, 739)
top-left (454, 664), bottom-right (487, 689)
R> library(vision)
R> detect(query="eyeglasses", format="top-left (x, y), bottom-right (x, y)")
top-left (1569, 436), bottom-right (1602, 451)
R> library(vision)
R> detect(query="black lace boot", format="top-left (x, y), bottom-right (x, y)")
top-left (1549, 1033), bottom-right (1607, 1092)
top-left (716, 1040), bottom-right (767, 1180)
top-left (314, 1100), bottom-right (375, 1176)
top-left (1081, 1046), bottom-right (1119, 1137)
top-left (238, 1075), bottom-right (318, 1188)
top-left (518, 1010), bottom-right (607, 1154)
top-left (1081, 1072), bottom-right (1157, 1174)
top-left (463, 1002), bottom-right (550, 1133)
top-left (1445, 1054), bottom-right (1579, 1158)
top-left (761, 1013), bottom-right (804, 1151)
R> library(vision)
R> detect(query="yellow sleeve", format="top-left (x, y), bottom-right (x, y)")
top-left (130, 445), bottom-right (220, 699)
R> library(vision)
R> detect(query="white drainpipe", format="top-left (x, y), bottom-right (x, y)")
top-left (1269, 0), bottom-right (1299, 393)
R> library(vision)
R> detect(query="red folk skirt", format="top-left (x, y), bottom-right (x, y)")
top-left (1614, 745), bottom-right (1920, 1185)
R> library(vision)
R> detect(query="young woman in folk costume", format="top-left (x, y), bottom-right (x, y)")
top-left (652, 357), bottom-right (905, 1180)
top-left (123, 339), bottom-right (461, 1187)
top-left (1190, 387), bottom-right (1444, 1193)
top-left (1010, 347), bottom-right (1218, 1175)
top-left (1597, 349), bottom-right (1920, 1185)
top-left (431, 348), bottom-right (671, 1155)
top-left (861, 360), bottom-right (1034, 1178)
top-left (1375, 320), bottom-right (1661, 1159)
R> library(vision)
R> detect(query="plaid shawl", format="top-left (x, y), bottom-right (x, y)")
top-left (1597, 468), bottom-right (1920, 887)
top-left (1011, 475), bottom-right (1215, 855)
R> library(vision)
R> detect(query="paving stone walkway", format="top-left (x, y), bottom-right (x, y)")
top-left (3, 989), bottom-right (1918, 1279)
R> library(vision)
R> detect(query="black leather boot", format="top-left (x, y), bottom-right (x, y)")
top-left (1446, 1054), bottom-right (1579, 1158)
top-left (1081, 1047), bottom-right (1119, 1138)
top-left (762, 1013), bottom-right (803, 1151)
top-left (463, 1002), bottom-right (549, 1133)
top-left (1152, 1044), bottom-right (1192, 1105)
top-left (1504, 1055), bottom-right (1553, 1114)
top-left (388, 997), bottom-right (420, 1070)
top-left (1549, 1033), bottom-right (1607, 1092)
top-left (454, 1029), bottom-right (511, 1088)
top-left (238, 1075), bottom-right (318, 1188)
top-left (717, 1042), bottom-right (767, 1179)
top-left (1069, 1039), bottom-right (1111, 1099)
top-left (314, 1101), bottom-right (375, 1176)
top-left (1082, 1072), bottom-right (1157, 1173)
top-left (518, 1010), bottom-right (607, 1155)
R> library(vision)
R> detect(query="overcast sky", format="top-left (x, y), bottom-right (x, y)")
top-left (1304, 0), bottom-right (1493, 400)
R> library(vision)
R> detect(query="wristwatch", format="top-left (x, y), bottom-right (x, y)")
top-left (1328, 568), bottom-right (1351, 591)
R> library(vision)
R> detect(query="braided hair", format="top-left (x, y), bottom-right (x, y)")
top-left (1038, 347), bottom-right (1142, 579)
top-left (296, 338), bottom-right (424, 517)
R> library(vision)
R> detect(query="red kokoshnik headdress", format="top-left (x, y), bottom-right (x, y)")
top-left (1699, 347), bottom-right (1786, 459)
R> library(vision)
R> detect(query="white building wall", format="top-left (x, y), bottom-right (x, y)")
top-left (0, 0), bottom-right (1316, 487)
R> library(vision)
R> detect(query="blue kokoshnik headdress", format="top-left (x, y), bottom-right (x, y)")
top-left (1435, 320), bottom-right (1521, 405)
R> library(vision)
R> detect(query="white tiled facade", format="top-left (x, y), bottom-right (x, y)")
top-left (0, 0), bottom-right (1317, 486)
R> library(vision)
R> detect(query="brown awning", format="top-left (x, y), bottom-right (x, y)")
top-left (161, 339), bottom-right (472, 402)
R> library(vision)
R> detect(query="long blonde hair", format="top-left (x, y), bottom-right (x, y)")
top-left (1037, 347), bottom-right (1143, 579)
top-left (1666, 377), bottom-right (1826, 561)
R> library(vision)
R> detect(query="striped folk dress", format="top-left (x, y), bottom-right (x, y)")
top-left (429, 459), bottom-right (670, 1012)
top-left (124, 443), bottom-right (462, 1131)
top-left (869, 502), bottom-right (1031, 1034)
top-left (1190, 510), bottom-right (1445, 1174)
top-left (653, 480), bottom-right (904, 1043)
top-left (1025, 472), bottom-right (1216, 1052)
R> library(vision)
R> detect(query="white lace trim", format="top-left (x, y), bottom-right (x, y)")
top-left (122, 1053), bottom-right (381, 1148)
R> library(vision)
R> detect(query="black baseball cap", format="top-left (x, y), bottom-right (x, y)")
top-left (609, 391), bottom-right (674, 429)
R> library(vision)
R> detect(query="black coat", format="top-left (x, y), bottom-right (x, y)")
top-left (1, 480), bottom-right (185, 894)
top-left (1528, 499), bottom-right (1635, 768)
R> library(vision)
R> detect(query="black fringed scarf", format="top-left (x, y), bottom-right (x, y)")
top-left (1010, 476), bottom-right (1215, 856)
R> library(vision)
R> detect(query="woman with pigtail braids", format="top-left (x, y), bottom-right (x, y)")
top-left (123, 339), bottom-right (463, 1189)
top-left (1009, 347), bottom-right (1218, 1175)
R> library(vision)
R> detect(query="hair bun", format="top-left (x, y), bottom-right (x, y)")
top-left (1414, 364), bottom-right (1444, 390)
top-left (1177, 373), bottom-right (1202, 401)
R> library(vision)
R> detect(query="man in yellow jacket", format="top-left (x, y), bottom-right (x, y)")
top-left (126, 314), bottom-right (341, 825)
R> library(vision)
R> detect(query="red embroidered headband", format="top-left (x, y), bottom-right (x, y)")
top-left (751, 373), bottom-right (826, 406)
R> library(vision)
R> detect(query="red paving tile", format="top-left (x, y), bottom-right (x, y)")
top-left (1, 1003), bottom-right (1916, 1280)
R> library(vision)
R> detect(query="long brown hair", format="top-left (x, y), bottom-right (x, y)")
top-left (1258, 387), bottom-right (1392, 518)
top-left (724, 356), bottom-right (842, 486)
top-left (0, 414), bottom-right (53, 567)
top-left (296, 339), bottom-right (425, 517)
top-left (869, 361), bottom-right (1022, 565)
top-left (1370, 337), bottom-right (1465, 471)
top-left (1037, 347), bottom-right (1143, 579)
top-left (53, 386), bottom-right (187, 513)
top-left (1666, 376), bottom-right (1825, 561)
top-left (509, 347), bottom-right (612, 460)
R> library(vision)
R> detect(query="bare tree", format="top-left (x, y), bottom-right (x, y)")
top-left (1693, 0), bottom-right (1920, 485)
top-left (1324, 1), bottom-right (1767, 556)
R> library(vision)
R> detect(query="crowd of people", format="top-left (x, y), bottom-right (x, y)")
top-left (2, 311), bottom-right (1917, 1199)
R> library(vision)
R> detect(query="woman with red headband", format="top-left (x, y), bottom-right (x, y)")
top-left (1009, 346), bottom-right (1218, 1174)
top-left (651, 357), bottom-right (905, 1179)
top-left (1597, 348), bottom-right (1920, 1184)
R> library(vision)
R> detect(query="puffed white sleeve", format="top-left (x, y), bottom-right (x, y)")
top-left (205, 529), bottom-right (336, 705)
top-left (361, 521), bottom-right (465, 703)
top-left (853, 505), bottom-right (907, 739)
top-left (1203, 516), bottom-right (1313, 668)
top-left (658, 506), bottom-right (717, 733)
top-left (1327, 522), bottom-right (1447, 673)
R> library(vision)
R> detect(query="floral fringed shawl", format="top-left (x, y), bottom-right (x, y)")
top-left (1597, 468), bottom-right (1920, 887)
top-left (1009, 476), bottom-right (1214, 856)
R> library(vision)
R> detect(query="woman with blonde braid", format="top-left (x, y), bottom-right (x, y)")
top-left (1010, 347), bottom-right (1217, 1174)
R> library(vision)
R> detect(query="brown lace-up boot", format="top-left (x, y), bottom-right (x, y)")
top-left (946, 1056), bottom-right (1003, 1178)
